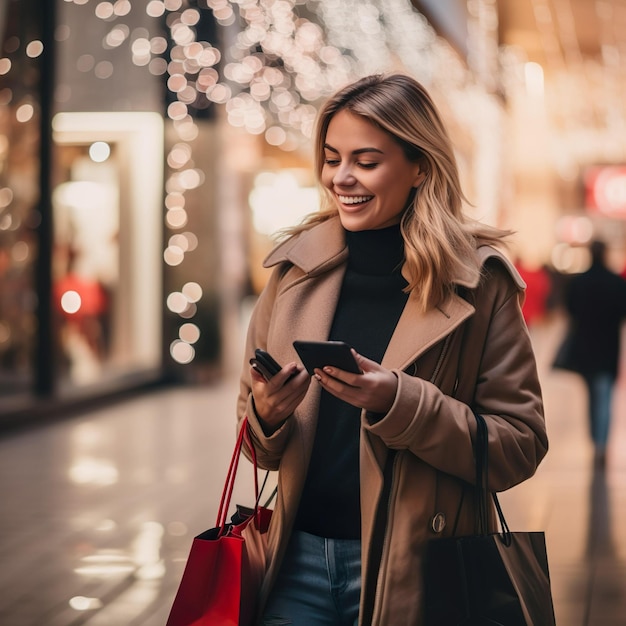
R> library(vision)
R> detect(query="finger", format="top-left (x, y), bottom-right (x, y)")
top-left (271, 370), bottom-right (311, 404)
top-left (314, 372), bottom-right (362, 407)
top-left (319, 366), bottom-right (362, 388)
top-left (275, 362), bottom-right (302, 385)
top-left (351, 350), bottom-right (383, 374)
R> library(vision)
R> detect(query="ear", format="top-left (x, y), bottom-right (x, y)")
top-left (412, 168), bottom-right (427, 189)
top-left (412, 155), bottom-right (429, 188)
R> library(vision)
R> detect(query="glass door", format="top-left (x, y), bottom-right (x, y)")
top-left (52, 112), bottom-right (164, 391)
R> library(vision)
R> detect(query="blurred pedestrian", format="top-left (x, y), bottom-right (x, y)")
top-left (554, 240), bottom-right (626, 468)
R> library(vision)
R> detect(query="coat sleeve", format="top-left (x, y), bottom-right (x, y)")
top-left (363, 260), bottom-right (548, 492)
top-left (236, 265), bottom-right (294, 471)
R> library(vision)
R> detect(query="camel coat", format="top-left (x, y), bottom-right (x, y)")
top-left (236, 216), bottom-right (548, 626)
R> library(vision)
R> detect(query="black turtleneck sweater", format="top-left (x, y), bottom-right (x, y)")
top-left (293, 224), bottom-right (409, 539)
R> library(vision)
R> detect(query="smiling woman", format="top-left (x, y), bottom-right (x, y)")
top-left (292, 73), bottom-right (511, 311)
top-left (237, 73), bottom-right (548, 626)
top-left (321, 109), bottom-right (425, 232)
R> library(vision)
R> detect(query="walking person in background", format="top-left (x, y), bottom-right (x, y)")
top-left (555, 240), bottom-right (626, 469)
top-left (237, 73), bottom-right (548, 625)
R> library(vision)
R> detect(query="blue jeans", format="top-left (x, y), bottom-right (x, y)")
top-left (584, 372), bottom-right (615, 450)
top-left (261, 530), bottom-right (361, 626)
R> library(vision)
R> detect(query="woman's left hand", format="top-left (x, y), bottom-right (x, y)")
top-left (314, 349), bottom-right (398, 414)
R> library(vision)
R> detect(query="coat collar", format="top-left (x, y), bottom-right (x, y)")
top-left (263, 215), bottom-right (524, 291)
top-left (263, 216), bottom-right (348, 276)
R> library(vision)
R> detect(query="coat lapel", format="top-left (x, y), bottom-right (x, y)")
top-left (382, 291), bottom-right (475, 370)
top-left (363, 291), bottom-right (475, 472)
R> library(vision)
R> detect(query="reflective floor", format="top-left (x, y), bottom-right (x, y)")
top-left (0, 314), bottom-right (625, 625)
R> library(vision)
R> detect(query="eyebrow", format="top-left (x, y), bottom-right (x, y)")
top-left (323, 143), bottom-right (384, 156)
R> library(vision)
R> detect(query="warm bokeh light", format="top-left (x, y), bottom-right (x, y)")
top-left (69, 596), bottom-right (104, 611)
top-left (60, 290), bottom-right (82, 315)
top-left (166, 292), bottom-right (188, 314)
top-left (16, 104), bottom-right (34, 123)
top-left (146, 1), bottom-right (166, 18)
top-left (181, 231), bottom-right (198, 251)
top-left (25, 40), bottom-right (44, 58)
top-left (89, 141), bottom-right (111, 162)
top-left (94, 61), bottom-right (114, 79)
top-left (170, 339), bottom-right (195, 363)
top-left (74, 552), bottom-right (134, 576)
top-left (181, 281), bottom-right (202, 302)
top-left (0, 186), bottom-right (13, 207)
top-left (165, 207), bottom-right (188, 229)
top-left (163, 245), bottom-right (184, 266)
top-left (179, 322), bottom-right (200, 344)
top-left (167, 143), bottom-right (192, 169)
top-left (105, 25), bottom-right (128, 48)
top-left (168, 233), bottom-right (188, 252)
top-left (95, 2), bottom-right (115, 20)
top-left (76, 54), bottom-right (95, 72)
top-left (12, 241), bottom-right (29, 264)
top-left (69, 458), bottom-right (119, 485)
top-left (524, 62), bottom-right (544, 99)
top-left (249, 170), bottom-right (319, 235)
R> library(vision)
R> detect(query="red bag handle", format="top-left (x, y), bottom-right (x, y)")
top-left (215, 416), bottom-right (259, 535)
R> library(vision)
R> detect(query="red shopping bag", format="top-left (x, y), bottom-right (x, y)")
top-left (166, 418), bottom-right (273, 626)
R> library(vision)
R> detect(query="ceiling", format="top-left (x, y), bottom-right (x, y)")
top-left (498, 0), bottom-right (626, 166)
top-left (498, 0), bottom-right (623, 72)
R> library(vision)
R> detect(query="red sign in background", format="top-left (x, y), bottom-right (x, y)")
top-left (585, 166), bottom-right (626, 218)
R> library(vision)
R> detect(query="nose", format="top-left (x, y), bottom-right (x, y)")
top-left (333, 163), bottom-right (356, 187)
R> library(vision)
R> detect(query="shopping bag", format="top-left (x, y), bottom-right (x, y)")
top-left (423, 413), bottom-right (556, 626)
top-left (424, 527), bottom-right (554, 625)
top-left (166, 418), bottom-right (274, 626)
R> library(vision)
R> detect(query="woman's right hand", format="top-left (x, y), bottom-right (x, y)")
top-left (250, 363), bottom-right (311, 433)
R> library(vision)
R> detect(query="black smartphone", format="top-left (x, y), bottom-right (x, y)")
top-left (293, 340), bottom-right (361, 376)
top-left (249, 349), bottom-right (282, 381)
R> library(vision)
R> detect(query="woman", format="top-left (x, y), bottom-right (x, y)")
top-left (237, 73), bottom-right (548, 626)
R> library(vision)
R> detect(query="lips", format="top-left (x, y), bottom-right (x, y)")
top-left (337, 195), bottom-right (374, 205)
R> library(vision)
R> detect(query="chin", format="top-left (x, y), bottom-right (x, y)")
top-left (339, 215), bottom-right (399, 232)
top-left (338, 216), bottom-right (369, 232)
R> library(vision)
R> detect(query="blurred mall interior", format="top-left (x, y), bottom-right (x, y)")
top-left (1, 0), bottom-right (626, 428)
top-left (1, 1), bottom-right (626, 625)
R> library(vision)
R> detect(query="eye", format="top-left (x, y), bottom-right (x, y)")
top-left (358, 162), bottom-right (377, 169)
top-left (324, 157), bottom-right (340, 166)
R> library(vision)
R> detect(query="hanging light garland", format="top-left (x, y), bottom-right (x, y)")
top-left (87, 0), bottom-right (475, 366)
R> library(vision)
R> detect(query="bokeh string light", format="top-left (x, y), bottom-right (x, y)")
top-left (0, 0), bottom-right (494, 369)
top-left (77, 0), bottom-right (482, 366)
top-left (9, 0), bottom-right (598, 369)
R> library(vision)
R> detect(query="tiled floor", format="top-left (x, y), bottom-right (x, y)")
top-left (501, 316), bottom-right (626, 626)
top-left (0, 313), bottom-right (625, 625)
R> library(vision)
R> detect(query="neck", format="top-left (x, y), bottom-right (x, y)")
top-left (345, 224), bottom-right (405, 275)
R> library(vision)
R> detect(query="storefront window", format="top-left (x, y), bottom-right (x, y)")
top-left (52, 112), bottom-right (164, 391)
top-left (0, 0), bottom-right (42, 400)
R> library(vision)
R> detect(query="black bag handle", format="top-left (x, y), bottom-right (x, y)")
top-left (474, 412), bottom-right (512, 545)
top-left (257, 469), bottom-right (278, 509)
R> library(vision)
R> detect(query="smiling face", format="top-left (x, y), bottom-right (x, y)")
top-left (321, 109), bottom-right (426, 231)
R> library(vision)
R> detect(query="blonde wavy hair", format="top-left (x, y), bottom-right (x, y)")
top-left (284, 73), bottom-right (511, 311)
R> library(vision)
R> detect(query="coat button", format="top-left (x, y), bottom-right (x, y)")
top-left (431, 513), bottom-right (446, 533)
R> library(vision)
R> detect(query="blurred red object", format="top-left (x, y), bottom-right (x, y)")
top-left (516, 263), bottom-right (551, 326)
top-left (54, 274), bottom-right (108, 318)
top-left (585, 166), bottom-right (626, 218)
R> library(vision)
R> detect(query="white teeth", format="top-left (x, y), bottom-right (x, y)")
top-left (338, 195), bottom-right (373, 205)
